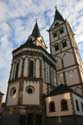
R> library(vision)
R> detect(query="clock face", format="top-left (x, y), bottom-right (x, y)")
top-left (10, 87), bottom-right (16, 99)
top-left (26, 86), bottom-right (35, 94)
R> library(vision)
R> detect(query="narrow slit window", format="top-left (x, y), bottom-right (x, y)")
top-left (75, 100), bottom-right (80, 111)
top-left (81, 102), bottom-right (83, 112)
top-left (15, 62), bottom-right (19, 79)
top-left (29, 60), bottom-right (34, 77)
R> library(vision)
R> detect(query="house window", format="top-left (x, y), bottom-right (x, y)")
top-left (81, 102), bottom-right (83, 112)
top-left (49, 101), bottom-right (55, 112)
top-left (15, 62), bottom-right (19, 79)
top-left (75, 100), bottom-right (79, 111)
top-left (29, 60), bottom-right (34, 77)
top-left (54, 43), bottom-right (59, 51)
top-left (61, 99), bottom-right (68, 111)
top-left (53, 32), bottom-right (57, 37)
top-left (59, 27), bottom-right (64, 34)
top-left (62, 39), bottom-right (67, 48)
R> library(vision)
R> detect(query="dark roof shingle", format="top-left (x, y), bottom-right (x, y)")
top-left (46, 84), bottom-right (83, 98)
top-left (54, 9), bottom-right (64, 22)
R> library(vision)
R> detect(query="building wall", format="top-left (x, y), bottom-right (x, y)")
top-left (9, 51), bottom-right (56, 88)
top-left (72, 93), bottom-right (83, 116)
top-left (49, 20), bottom-right (83, 96)
top-left (46, 93), bottom-right (73, 117)
top-left (22, 81), bottom-right (40, 105)
top-left (7, 82), bottom-right (19, 106)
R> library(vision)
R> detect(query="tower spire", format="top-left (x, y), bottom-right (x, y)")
top-left (31, 20), bottom-right (41, 37)
top-left (54, 8), bottom-right (64, 21)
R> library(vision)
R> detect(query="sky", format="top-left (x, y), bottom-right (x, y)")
top-left (0, 0), bottom-right (83, 100)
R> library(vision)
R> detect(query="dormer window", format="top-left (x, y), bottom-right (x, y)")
top-left (54, 43), bottom-right (59, 51)
top-left (62, 39), bottom-right (67, 48)
top-left (15, 61), bottom-right (19, 79)
top-left (53, 32), bottom-right (57, 38)
top-left (59, 27), bottom-right (64, 34)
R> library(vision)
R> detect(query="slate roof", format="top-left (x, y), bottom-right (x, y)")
top-left (31, 21), bottom-right (41, 37)
top-left (46, 84), bottom-right (83, 98)
top-left (54, 8), bottom-right (64, 21)
top-left (25, 21), bottom-right (41, 46)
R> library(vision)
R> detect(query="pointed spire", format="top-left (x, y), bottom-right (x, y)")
top-left (31, 20), bottom-right (41, 37)
top-left (54, 8), bottom-right (64, 21)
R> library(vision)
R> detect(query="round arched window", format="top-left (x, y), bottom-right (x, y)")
top-left (26, 86), bottom-right (35, 94)
top-left (10, 87), bottom-right (16, 98)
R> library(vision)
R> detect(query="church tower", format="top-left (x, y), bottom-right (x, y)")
top-left (49, 8), bottom-right (83, 95)
top-left (6, 21), bottom-right (56, 125)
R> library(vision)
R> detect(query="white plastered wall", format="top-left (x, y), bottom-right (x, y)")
top-left (22, 81), bottom-right (40, 105)
top-left (46, 93), bottom-right (73, 117)
top-left (63, 50), bottom-right (75, 68)
top-left (65, 67), bottom-right (80, 85)
top-left (7, 82), bottom-right (19, 106)
top-left (72, 93), bottom-right (83, 116)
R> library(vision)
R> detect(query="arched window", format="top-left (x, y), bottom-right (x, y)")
top-left (15, 62), bottom-right (19, 79)
top-left (75, 100), bottom-right (79, 111)
top-left (29, 60), bottom-right (34, 77)
top-left (61, 99), bottom-right (68, 111)
top-left (81, 102), bottom-right (83, 112)
top-left (49, 101), bottom-right (55, 112)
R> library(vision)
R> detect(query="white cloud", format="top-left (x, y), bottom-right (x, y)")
top-left (0, 1), bottom-right (7, 21)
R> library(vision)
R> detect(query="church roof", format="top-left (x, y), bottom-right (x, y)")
top-left (54, 8), bottom-right (64, 21)
top-left (46, 84), bottom-right (83, 98)
top-left (20, 21), bottom-right (47, 49)
top-left (48, 8), bottom-right (65, 31)
top-left (31, 20), bottom-right (41, 37)
top-left (25, 21), bottom-right (41, 46)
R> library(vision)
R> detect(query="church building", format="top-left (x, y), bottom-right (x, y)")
top-left (1, 8), bottom-right (83, 125)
